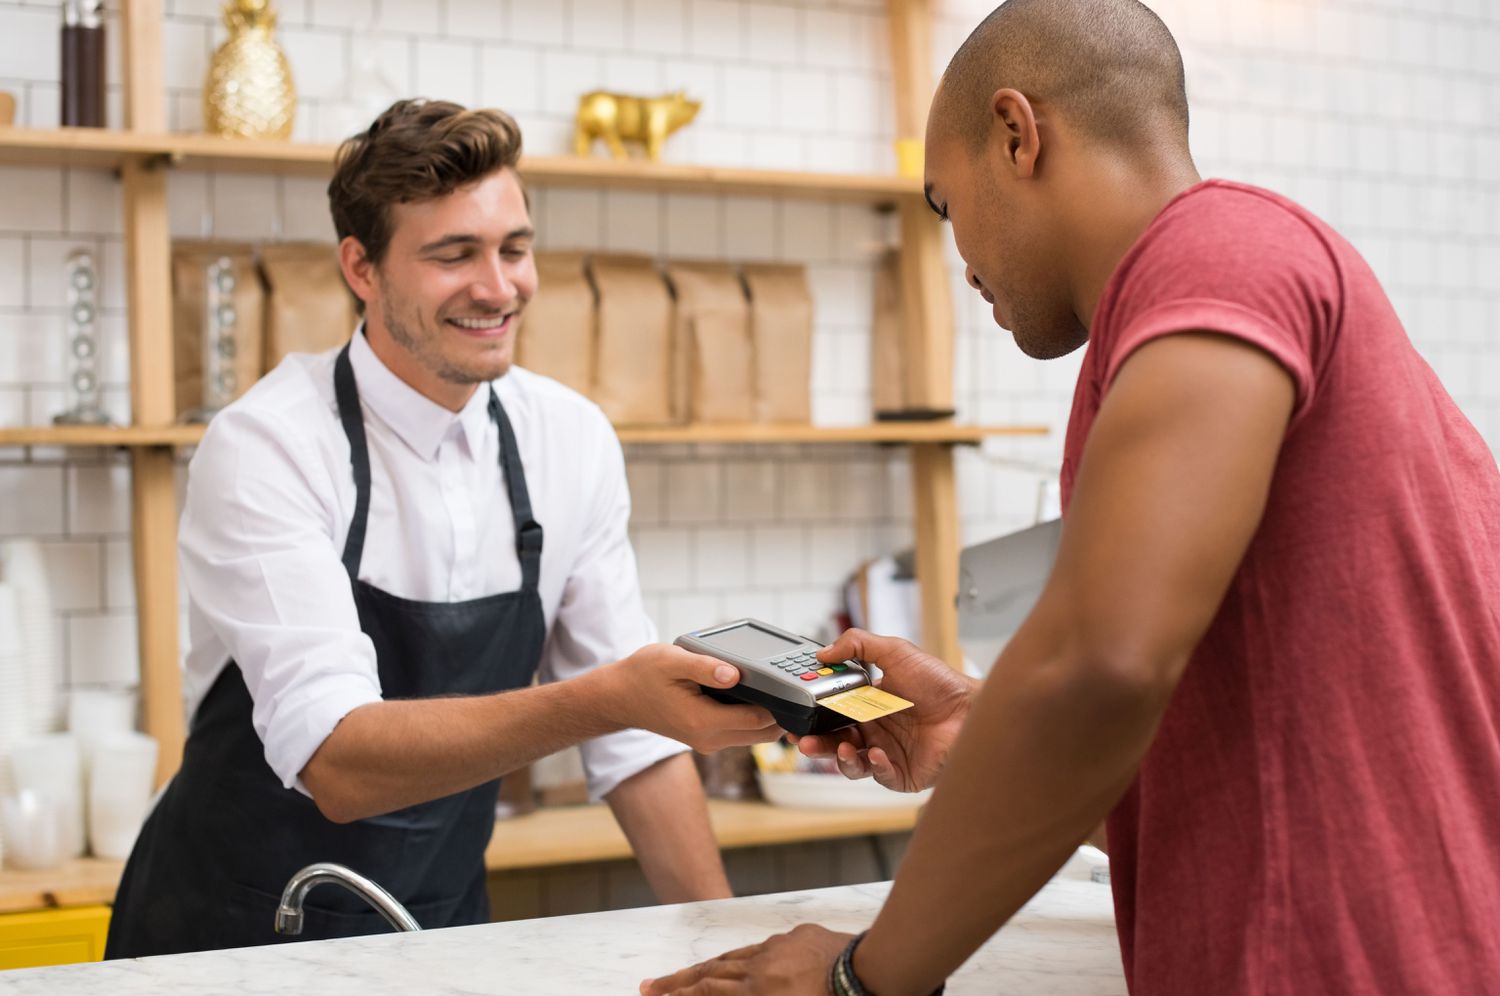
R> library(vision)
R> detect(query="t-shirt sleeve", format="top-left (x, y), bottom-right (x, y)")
top-left (1100, 187), bottom-right (1343, 425)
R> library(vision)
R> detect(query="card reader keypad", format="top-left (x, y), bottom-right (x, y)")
top-left (770, 649), bottom-right (853, 685)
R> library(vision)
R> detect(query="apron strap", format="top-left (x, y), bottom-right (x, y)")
top-left (489, 388), bottom-right (544, 592)
top-left (334, 343), bottom-right (372, 579)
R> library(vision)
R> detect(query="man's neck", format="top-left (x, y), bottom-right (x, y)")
top-left (1064, 152), bottom-right (1202, 331)
top-left (362, 318), bottom-right (478, 413)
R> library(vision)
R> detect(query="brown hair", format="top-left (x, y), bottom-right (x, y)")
top-left (327, 99), bottom-right (525, 267)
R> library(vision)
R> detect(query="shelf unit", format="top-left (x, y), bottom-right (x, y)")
top-left (1, 0), bottom-right (998, 904)
top-left (0, 801), bottom-right (921, 914)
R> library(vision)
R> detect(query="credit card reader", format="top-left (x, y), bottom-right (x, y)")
top-left (675, 618), bottom-right (871, 735)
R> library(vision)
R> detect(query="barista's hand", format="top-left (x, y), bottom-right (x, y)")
top-left (607, 644), bottom-right (782, 752)
top-left (790, 629), bottom-right (978, 792)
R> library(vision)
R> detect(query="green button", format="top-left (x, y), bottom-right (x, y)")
top-left (831, 663), bottom-right (848, 672)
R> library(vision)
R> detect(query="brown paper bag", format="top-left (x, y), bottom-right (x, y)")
top-left (665, 263), bottom-right (754, 423)
top-left (742, 263), bottom-right (813, 424)
top-left (171, 242), bottom-right (264, 419)
top-left (589, 254), bottom-right (673, 425)
top-left (259, 243), bottom-right (358, 370)
top-left (871, 249), bottom-right (907, 416)
top-left (514, 252), bottom-right (596, 395)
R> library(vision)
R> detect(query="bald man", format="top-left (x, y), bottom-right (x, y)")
top-left (643, 1), bottom-right (1500, 994)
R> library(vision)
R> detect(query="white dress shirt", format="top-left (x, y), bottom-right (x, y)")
top-left (179, 330), bottom-right (686, 800)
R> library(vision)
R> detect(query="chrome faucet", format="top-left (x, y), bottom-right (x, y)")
top-left (275, 862), bottom-right (422, 936)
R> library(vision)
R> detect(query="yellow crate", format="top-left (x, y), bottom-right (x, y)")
top-left (0, 905), bottom-right (111, 971)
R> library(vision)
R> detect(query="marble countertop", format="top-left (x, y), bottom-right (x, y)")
top-left (0, 874), bottom-right (1123, 994)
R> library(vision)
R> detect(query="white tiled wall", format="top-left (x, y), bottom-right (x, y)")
top-left (1, 0), bottom-right (1497, 700)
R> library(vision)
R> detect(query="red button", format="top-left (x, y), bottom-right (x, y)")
top-left (799, 673), bottom-right (819, 681)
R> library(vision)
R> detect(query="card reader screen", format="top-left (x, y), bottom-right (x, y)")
top-left (702, 623), bottom-right (801, 659)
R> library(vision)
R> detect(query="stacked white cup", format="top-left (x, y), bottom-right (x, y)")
top-left (87, 733), bottom-right (159, 860)
top-left (7, 734), bottom-right (86, 861)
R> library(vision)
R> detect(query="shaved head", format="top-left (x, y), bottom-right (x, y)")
top-left (935, 0), bottom-right (1188, 152)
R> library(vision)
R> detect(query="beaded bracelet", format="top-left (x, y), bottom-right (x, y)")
top-left (828, 932), bottom-right (946, 996)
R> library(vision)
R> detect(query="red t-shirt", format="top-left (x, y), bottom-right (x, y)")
top-left (1061, 180), bottom-right (1500, 994)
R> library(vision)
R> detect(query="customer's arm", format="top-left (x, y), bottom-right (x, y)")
top-left (643, 330), bottom-right (1296, 995)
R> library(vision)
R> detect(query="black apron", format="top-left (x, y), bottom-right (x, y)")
top-left (106, 343), bottom-right (546, 958)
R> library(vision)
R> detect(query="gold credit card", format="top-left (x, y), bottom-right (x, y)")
top-left (818, 686), bottom-right (914, 723)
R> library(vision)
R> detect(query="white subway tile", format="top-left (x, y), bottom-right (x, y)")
top-left (723, 65), bottom-right (778, 130)
top-left (0, 8), bottom-right (62, 80)
top-left (415, 39), bottom-right (479, 105)
top-left (602, 190), bottom-right (663, 255)
top-left (629, 0), bottom-right (687, 55)
top-left (444, 0), bottom-right (507, 40)
top-left (774, 68), bottom-right (832, 134)
top-left (777, 200), bottom-right (834, 263)
top-left (279, 28), bottom-right (349, 102)
top-left (478, 44), bottom-right (540, 115)
top-left (724, 458), bottom-right (778, 522)
top-left (371, 0), bottom-right (435, 36)
top-left (693, 526), bottom-right (752, 589)
top-left (511, 0), bottom-right (566, 45)
top-left (540, 186), bottom-right (605, 249)
top-left (167, 172), bottom-right (212, 240)
top-left (542, 50), bottom-right (604, 117)
top-left (0, 239), bottom-right (24, 308)
top-left (68, 613), bottom-right (140, 686)
top-left (781, 459), bottom-right (835, 521)
top-left (105, 538), bottom-right (134, 609)
top-left (625, 459), bottom-right (664, 526)
top-left (661, 592), bottom-right (722, 641)
top-left (746, 3), bottom-right (798, 64)
top-left (311, 0), bottom-right (377, 31)
top-left (571, 0), bottom-right (628, 49)
top-left (722, 197), bottom-right (778, 261)
top-left (663, 192), bottom-right (723, 258)
top-left (65, 170), bottom-right (122, 238)
top-left (805, 524), bottom-right (866, 586)
top-left (67, 462), bottom-right (132, 535)
top-left (665, 461), bottom-right (724, 524)
top-left (632, 527), bottom-right (694, 591)
top-left (659, 60), bottom-right (721, 127)
top-left (24, 82), bottom-right (62, 130)
top-left (0, 310), bottom-right (67, 384)
top-left (746, 132), bottom-right (803, 171)
top-left (280, 177), bottom-right (336, 242)
top-left (599, 55), bottom-right (661, 96)
top-left (690, 0), bottom-right (745, 61)
top-left (35, 540), bottom-right (102, 612)
top-left (0, 169), bottom-right (64, 234)
top-left (162, 20), bottom-right (211, 91)
top-left (210, 174), bottom-right (281, 240)
top-left (748, 524), bottom-right (805, 586)
top-left (691, 126), bottom-right (751, 167)
top-left (0, 466), bottom-right (66, 535)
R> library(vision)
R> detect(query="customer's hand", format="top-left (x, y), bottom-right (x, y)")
top-left (791, 629), bottom-right (978, 792)
top-left (607, 644), bottom-right (783, 752)
top-left (639, 923), bottom-right (851, 996)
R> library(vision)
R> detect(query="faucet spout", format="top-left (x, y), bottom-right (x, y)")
top-left (275, 862), bottom-right (422, 936)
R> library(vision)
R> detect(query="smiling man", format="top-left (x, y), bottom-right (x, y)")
top-left (643, 0), bottom-right (1500, 993)
top-left (105, 100), bottom-right (781, 958)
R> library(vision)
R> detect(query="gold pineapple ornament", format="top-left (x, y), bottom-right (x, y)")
top-left (204, 0), bottom-right (296, 140)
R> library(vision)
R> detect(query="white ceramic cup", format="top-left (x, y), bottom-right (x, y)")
top-left (67, 687), bottom-right (139, 776)
top-left (0, 789), bottom-right (67, 871)
top-left (86, 732), bottom-right (158, 860)
top-left (7, 734), bottom-right (85, 858)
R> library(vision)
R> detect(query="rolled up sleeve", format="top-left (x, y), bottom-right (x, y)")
top-left (179, 406), bottom-right (383, 793)
top-left (535, 422), bottom-right (688, 801)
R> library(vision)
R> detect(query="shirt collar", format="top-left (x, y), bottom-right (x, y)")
top-left (348, 328), bottom-right (494, 462)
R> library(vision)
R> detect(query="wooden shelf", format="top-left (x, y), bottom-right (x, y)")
top-left (488, 799), bottom-right (921, 872)
top-left (0, 801), bottom-right (918, 913)
top-left (0, 422), bottom-right (1044, 449)
top-left (0, 127), bottom-right (921, 203)
top-left (0, 424), bottom-right (207, 448)
top-left (0, 858), bottom-right (125, 916)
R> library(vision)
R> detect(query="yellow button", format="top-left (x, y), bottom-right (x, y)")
top-left (817, 667), bottom-right (834, 675)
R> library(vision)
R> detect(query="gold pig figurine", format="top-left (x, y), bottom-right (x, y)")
top-left (574, 90), bottom-right (702, 161)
